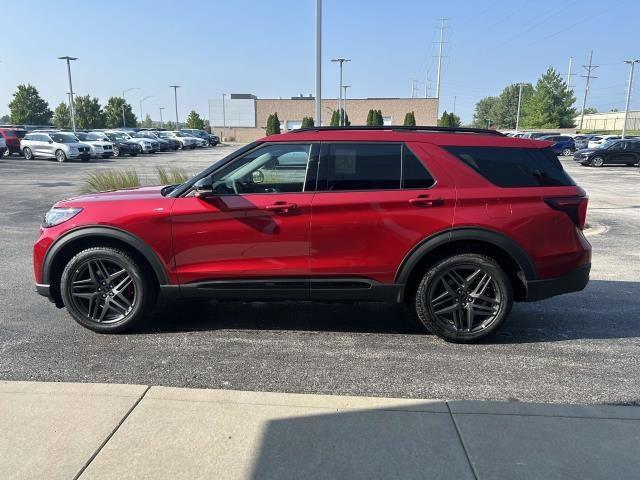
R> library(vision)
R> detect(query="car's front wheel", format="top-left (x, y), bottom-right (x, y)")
top-left (60, 247), bottom-right (157, 333)
top-left (591, 156), bottom-right (605, 167)
top-left (562, 148), bottom-right (572, 156)
top-left (23, 147), bottom-right (34, 160)
top-left (55, 149), bottom-right (67, 163)
top-left (414, 253), bottom-right (513, 343)
top-left (112, 146), bottom-right (121, 157)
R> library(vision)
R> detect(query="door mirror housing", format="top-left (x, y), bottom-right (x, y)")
top-left (193, 177), bottom-right (214, 198)
top-left (48, 139), bottom-right (54, 144)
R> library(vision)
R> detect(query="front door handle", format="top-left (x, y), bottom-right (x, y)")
top-left (264, 202), bottom-right (298, 214)
top-left (409, 196), bottom-right (443, 207)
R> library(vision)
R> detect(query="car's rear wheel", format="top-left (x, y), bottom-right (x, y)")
top-left (562, 148), bottom-right (572, 156)
top-left (23, 147), bottom-right (34, 160)
top-left (414, 253), bottom-right (513, 343)
top-left (591, 156), bottom-right (605, 167)
top-left (2, 148), bottom-right (10, 157)
top-left (55, 149), bottom-right (67, 163)
top-left (60, 247), bottom-right (157, 333)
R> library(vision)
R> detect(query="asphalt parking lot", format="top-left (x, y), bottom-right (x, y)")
top-left (0, 147), bottom-right (638, 405)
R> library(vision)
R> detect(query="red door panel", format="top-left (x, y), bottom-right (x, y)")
top-left (170, 193), bottom-right (314, 283)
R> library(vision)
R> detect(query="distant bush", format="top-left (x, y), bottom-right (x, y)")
top-left (156, 166), bottom-right (189, 185)
top-left (81, 169), bottom-right (140, 193)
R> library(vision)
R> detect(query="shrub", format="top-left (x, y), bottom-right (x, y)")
top-left (81, 169), bottom-right (141, 193)
top-left (403, 111), bottom-right (416, 126)
top-left (156, 166), bottom-right (190, 185)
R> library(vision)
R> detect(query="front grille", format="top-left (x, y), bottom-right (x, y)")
top-left (103, 145), bottom-right (112, 150)
top-left (78, 147), bottom-right (89, 153)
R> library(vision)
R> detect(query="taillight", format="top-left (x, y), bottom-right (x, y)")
top-left (544, 196), bottom-right (588, 230)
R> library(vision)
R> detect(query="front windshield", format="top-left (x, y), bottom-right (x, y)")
top-left (109, 132), bottom-right (129, 141)
top-left (600, 140), bottom-right (619, 150)
top-left (50, 133), bottom-right (78, 143)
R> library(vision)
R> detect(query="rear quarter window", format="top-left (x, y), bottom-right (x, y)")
top-left (443, 146), bottom-right (576, 187)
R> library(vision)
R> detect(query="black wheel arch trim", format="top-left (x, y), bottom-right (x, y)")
top-left (41, 226), bottom-right (169, 286)
top-left (395, 227), bottom-right (538, 286)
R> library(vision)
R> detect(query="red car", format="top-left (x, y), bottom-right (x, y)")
top-left (33, 127), bottom-right (591, 342)
top-left (0, 127), bottom-right (27, 156)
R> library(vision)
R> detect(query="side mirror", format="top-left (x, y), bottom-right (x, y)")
top-left (48, 139), bottom-right (54, 144)
top-left (193, 177), bottom-right (214, 198)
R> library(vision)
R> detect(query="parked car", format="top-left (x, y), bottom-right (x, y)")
top-left (0, 136), bottom-right (6, 157)
top-left (91, 131), bottom-right (140, 157)
top-left (538, 135), bottom-right (576, 156)
top-left (573, 134), bottom-right (595, 150)
top-left (107, 130), bottom-right (158, 153)
top-left (574, 139), bottom-right (640, 166)
top-left (587, 135), bottom-right (620, 149)
top-left (521, 132), bottom-right (559, 139)
top-left (0, 128), bottom-right (27, 156)
top-left (33, 126), bottom-right (591, 343)
top-left (181, 128), bottom-right (219, 146)
top-left (74, 132), bottom-right (115, 159)
top-left (163, 131), bottom-right (199, 149)
top-left (21, 131), bottom-right (91, 162)
top-left (138, 131), bottom-right (179, 151)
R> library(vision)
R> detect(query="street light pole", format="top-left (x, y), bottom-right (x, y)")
top-left (331, 58), bottom-right (350, 125)
top-left (622, 60), bottom-right (640, 139)
top-left (222, 93), bottom-right (227, 136)
top-left (159, 107), bottom-right (165, 129)
top-left (122, 88), bottom-right (140, 128)
top-left (342, 85), bottom-right (351, 125)
top-left (139, 96), bottom-right (153, 125)
top-left (515, 83), bottom-right (524, 132)
top-left (170, 85), bottom-right (181, 128)
top-left (58, 56), bottom-right (77, 132)
top-left (315, 0), bottom-right (322, 126)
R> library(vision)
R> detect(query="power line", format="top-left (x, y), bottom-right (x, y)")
top-left (579, 50), bottom-right (599, 130)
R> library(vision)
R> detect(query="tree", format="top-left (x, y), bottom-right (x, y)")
top-left (301, 116), bottom-right (315, 128)
top-left (403, 111), bottom-right (416, 126)
top-left (164, 120), bottom-right (176, 130)
top-left (580, 107), bottom-right (598, 115)
top-left (472, 96), bottom-right (498, 128)
top-left (142, 114), bottom-right (153, 128)
top-left (0, 114), bottom-right (10, 124)
top-left (266, 112), bottom-right (281, 135)
top-left (490, 83), bottom-right (534, 129)
top-left (330, 109), bottom-right (350, 126)
top-left (521, 67), bottom-right (576, 128)
top-left (438, 111), bottom-right (461, 127)
top-left (375, 110), bottom-right (384, 126)
top-left (104, 96), bottom-right (137, 128)
top-left (8, 84), bottom-right (53, 124)
top-left (366, 109), bottom-right (374, 126)
top-left (53, 102), bottom-right (71, 129)
top-left (186, 110), bottom-right (205, 129)
top-left (74, 95), bottom-right (105, 129)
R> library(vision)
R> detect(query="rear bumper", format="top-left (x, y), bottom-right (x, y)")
top-left (524, 263), bottom-right (590, 302)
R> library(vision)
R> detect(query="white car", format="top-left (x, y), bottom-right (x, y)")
top-left (20, 131), bottom-right (92, 162)
top-left (74, 132), bottom-right (115, 158)
top-left (0, 136), bottom-right (6, 156)
top-left (107, 130), bottom-right (158, 153)
top-left (588, 135), bottom-right (621, 149)
top-left (165, 131), bottom-right (199, 149)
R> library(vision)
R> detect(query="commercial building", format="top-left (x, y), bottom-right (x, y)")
top-left (575, 111), bottom-right (640, 131)
top-left (209, 94), bottom-right (439, 142)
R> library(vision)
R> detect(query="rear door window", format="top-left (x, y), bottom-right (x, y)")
top-left (402, 146), bottom-right (435, 189)
top-left (443, 146), bottom-right (576, 187)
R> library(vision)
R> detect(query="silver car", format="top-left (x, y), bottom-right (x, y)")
top-left (21, 131), bottom-right (92, 162)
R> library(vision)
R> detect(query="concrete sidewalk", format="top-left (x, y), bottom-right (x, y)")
top-left (1, 381), bottom-right (639, 480)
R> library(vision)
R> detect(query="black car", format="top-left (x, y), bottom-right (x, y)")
top-left (140, 131), bottom-right (180, 151)
top-left (92, 131), bottom-right (140, 157)
top-left (574, 139), bottom-right (640, 167)
top-left (180, 128), bottom-right (218, 146)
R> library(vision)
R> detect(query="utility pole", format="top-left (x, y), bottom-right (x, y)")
top-left (58, 56), bottom-right (77, 132)
top-left (622, 60), bottom-right (640, 139)
top-left (579, 51), bottom-right (598, 130)
top-left (222, 93), bottom-right (227, 132)
top-left (170, 85), bottom-right (181, 128)
top-left (515, 83), bottom-right (524, 131)
top-left (411, 79), bottom-right (419, 98)
top-left (315, 0), bottom-right (322, 126)
top-left (566, 57), bottom-right (574, 89)
top-left (159, 107), bottom-right (165, 129)
top-left (139, 96), bottom-right (153, 125)
top-left (122, 87), bottom-right (139, 127)
top-left (331, 58), bottom-right (350, 126)
top-left (425, 71), bottom-right (431, 98)
top-left (342, 85), bottom-right (351, 124)
top-left (453, 95), bottom-right (457, 115)
top-left (435, 18), bottom-right (447, 101)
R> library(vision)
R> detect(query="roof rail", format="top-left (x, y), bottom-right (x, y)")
top-left (289, 126), bottom-right (505, 136)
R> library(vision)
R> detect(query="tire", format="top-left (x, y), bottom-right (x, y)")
top-left (2, 148), bottom-right (10, 157)
top-left (413, 253), bottom-right (513, 343)
top-left (591, 156), bottom-right (605, 167)
top-left (178, 142), bottom-right (184, 150)
top-left (129, 152), bottom-right (138, 157)
top-left (562, 148), bottom-right (572, 156)
top-left (81, 157), bottom-right (90, 162)
top-left (55, 149), bottom-right (67, 163)
top-left (190, 145), bottom-right (196, 150)
top-left (112, 146), bottom-right (121, 157)
top-left (23, 147), bottom-right (34, 160)
top-left (60, 247), bottom-right (157, 333)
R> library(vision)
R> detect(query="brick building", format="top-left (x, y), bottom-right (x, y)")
top-left (209, 94), bottom-right (439, 142)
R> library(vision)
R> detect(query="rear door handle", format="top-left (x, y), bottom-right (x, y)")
top-left (264, 202), bottom-right (298, 214)
top-left (409, 196), bottom-right (443, 207)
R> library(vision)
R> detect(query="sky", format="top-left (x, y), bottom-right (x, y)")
top-left (1, 0), bottom-right (638, 124)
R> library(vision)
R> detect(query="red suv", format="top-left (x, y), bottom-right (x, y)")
top-left (0, 127), bottom-right (28, 156)
top-left (33, 127), bottom-right (591, 342)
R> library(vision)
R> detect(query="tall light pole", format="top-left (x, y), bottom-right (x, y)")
top-left (122, 87), bottom-right (139, 127)
top-left (331, 58), bottom-right (350, 126)
top-left (222, 93), bottom-right (227, 133)
top-left (342, 85), bottom-right (351, 125)
top-left (622, 60), bottom-right (640, 139)
top-left (515, 83), bottom-right (524, 132)
top-left (315, 0), bottom-right (322, 126)
top-left (58, 56), bottom-right (77, 132)
top-left (139, 95), bottom-right (153, 125)
top-left (159, 107), bottom-right (165, 129)
top-left (170, 85), bottom-right (181, 128)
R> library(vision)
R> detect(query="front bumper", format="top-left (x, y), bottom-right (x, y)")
top-left (524, 263), bottom-right (591, 302)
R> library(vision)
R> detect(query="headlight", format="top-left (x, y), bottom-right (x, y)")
top-left (42, 207), bottom-right (83, 228)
